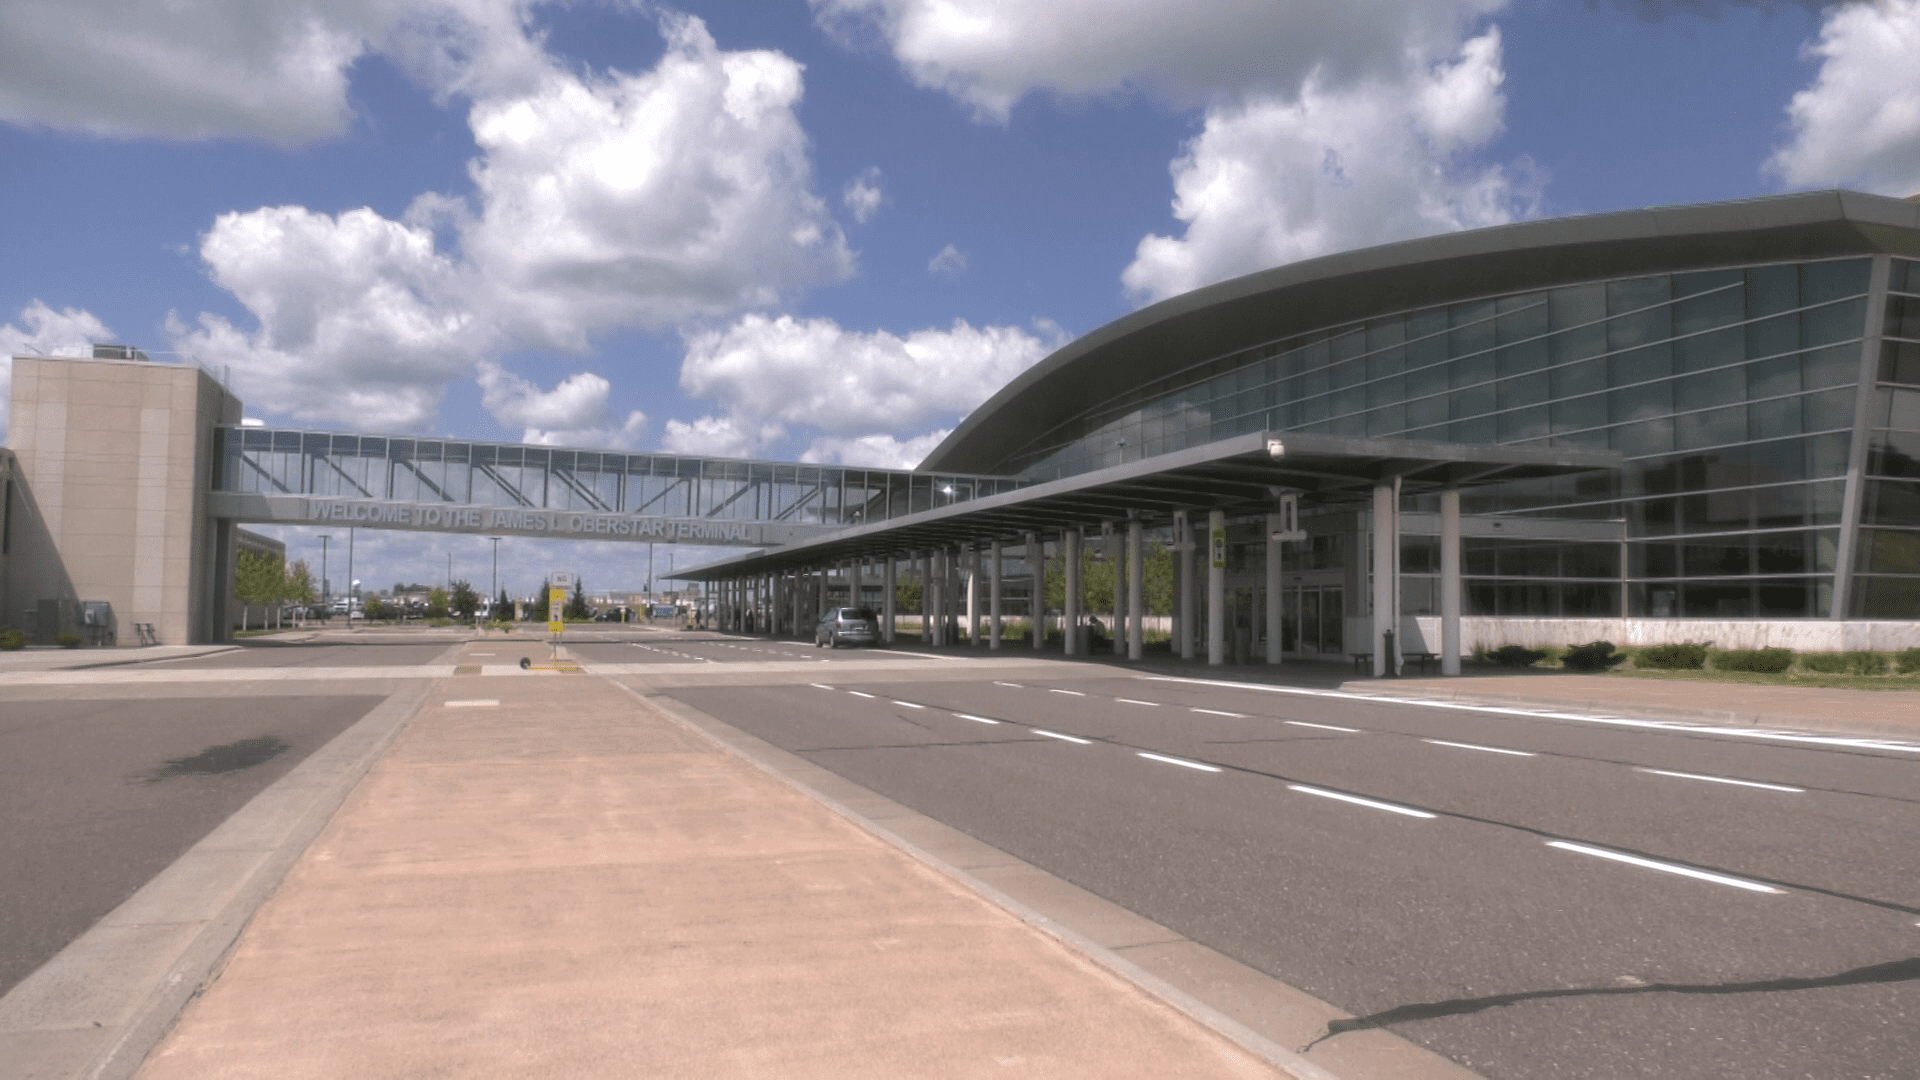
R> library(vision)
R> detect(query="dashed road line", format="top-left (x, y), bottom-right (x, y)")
top-left (1546, 840), bottom-right (1781, 894)
top-left (1115, 698), bottom-right (1160, 706)
top-left (1137, 751), bottom-right (1221, 773)
top-left (1189, 707), bottom-right (1244, 718)
top-left (444, 699), bottom-right (499, 708)
top-left (1425, 739), bottom-right (1535, 757)
top-left (1050, 688), bottom-right (1087, 697)
top-left (1287, 784), bottom-right (1436, 819)
top-left (1032, 728), bottom-right (1092, 745)
top-left (893, 700), bottom-right (926, 709)
top-left (1285, 720), bottom-right (1359, 733)
top-left (1637, 768), bottom-right (1804, 793)
top-left (848, 691), bottom-right (876, 699)
top-left (954, 713), bottom-right (1000, 725)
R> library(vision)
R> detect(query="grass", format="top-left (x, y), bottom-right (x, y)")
top-left (1610, 668), bottom-right (1920, 691)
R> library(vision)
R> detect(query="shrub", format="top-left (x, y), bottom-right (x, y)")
top-left (1712, 647), bottom-right (1794, 674)
top-left (1800, 652), bottom-right (1849, 674)
top-left (56, 632), bottom-right (84, 649)
top-left (1800, 651), bottom-right (1890, 675)
top-left (1637, 642), bottom-right (1709, 670)
top-left (1897, 647), bottom-right (1920, 675)
top-left (1561, 640), bottom-right (1626, 671)
top-left (0, 628), bottom-right (25, 650)
top-left (1848, 651), bottom-right (1890, 676)
top-left (1489, 644), bottom-right (1547, 667)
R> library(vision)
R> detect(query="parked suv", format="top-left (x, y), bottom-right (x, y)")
top-left (814, 606), bottom-right (881, 648)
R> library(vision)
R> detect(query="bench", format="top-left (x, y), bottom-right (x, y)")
top-left (1351, 651), bottom-right (1440, 675)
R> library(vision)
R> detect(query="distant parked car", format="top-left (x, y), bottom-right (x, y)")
top-left (814, 606), bottom-right (881, 648)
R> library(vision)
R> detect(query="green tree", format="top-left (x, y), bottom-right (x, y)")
top-left (426, 587), bottom-right (450, 619)
top-left (496, 588), bottom-right (513, 620)
top-left (364, 594), bottom-right (387, 620)
top-left (531, 580), bottom-right (550, 621)
top-left (895, 573), bottom-right (922, 614)
top-left (566, 578), bottom-right (590, 620)
top-left (234, 549), bottom-right (285, 632)
top-left (1044, 540), bottom-right (1173, 615)
top-left (286, 560), bottom-right (317, 610)
top-left (450, 579), bottom-right (479, 618)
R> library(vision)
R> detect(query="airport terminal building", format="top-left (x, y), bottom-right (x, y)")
top-left (4, 190), bottom-right (1918, 668)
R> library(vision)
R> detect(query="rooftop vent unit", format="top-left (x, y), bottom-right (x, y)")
top-left (92, 343), bottom-right (149, 361)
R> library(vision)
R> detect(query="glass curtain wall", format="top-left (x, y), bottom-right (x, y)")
top-left (1002, 257), bottom-right (1876, 619)
top-left (1855, 257), bottom-right (1920, 617)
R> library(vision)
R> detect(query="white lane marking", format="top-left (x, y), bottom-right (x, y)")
top-left (893, 700), bottom-right (926, 709)
top-left (1286, 720), bottom-right (1359, 733)
top-left (1637, 768), bottom-right (1804, 793)
top-left (1050, 688), bottom-right (1087, 697)
top-left (1032, 728), bottom-right (1092, 745)
top-left (1287, 784), bottom-right (1435, 819)
top-left (1139, 674), bottom-right (1920, 754)
top-left (955, 713), bottom-right (1000, 725)
top-left (469, 652), bottom-right (496, 656)
top-left (1115, 698), bottom-right (1160, 706)
top-left (883, 650), bottom-right (955, 661)
top-left (809, 683), bottom-right (835, 690)
top-left (994, 681), bottom-right (1024, 688)
top-left (1138, 751), bottom-right (1221, 773)
top-left (1546, 840), bottom-right (1781, 894)
top-left (445, 699), bottom-right (499, 708)
top-left (1190, 707), bottom-right (1244, 718)
top-left (1425, 739), bottom-right (1535, 757)
top-left (848, 691), bottom-right (877, 699)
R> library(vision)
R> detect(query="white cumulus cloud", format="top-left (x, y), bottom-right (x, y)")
top-left (1, 300), bottom-right (117, 443)
top-left (0, 0), bottom-right (551, 145)
top-left (1122, 27), bottom-right (1542, 303)
top-left (801, 430), bottom-right (951, 469)
top-left (927, 243), bottom-right (968, 277)
top-left (843, 166), bottom-right (885, 223)
top-left (166, 11), bottom-right (854, 438)
top-left (667, 313), bottom-right (1063, 459)
top-left (1767, 0), bottom-right (1920, 195)
top-left (477, 360), bottom-right (647, 447)
top-left (813, 0), bottom-right (1503, 121)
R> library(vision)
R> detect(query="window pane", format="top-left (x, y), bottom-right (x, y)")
top-left (1673, 325), bottom-right (1744, 373)
top-left (1683, 580), bottom-right (1752, 617)
top-left (1500, 405), bottom-right (1550, 442)
top-left (1852, 575), bottom-right (1920, 618)
top-left (1882, 340), bottom-right (1920, 386)
top-left (1860, 479), bottom-right (1920, 527)
top-left (1886, 295), bottom-right (1920, 340)
top-left (1858, 527), bottom-right (1920, 574)
top-left (1675, 367), bottom-right (1743, 413)
top-left (1801, 258), bottom-right (1870, 304)
top-left (1682, 488), bottom-right (1751, 533)
top-left (1801, 297), bottom-right (1865, 348)
top-left (1867, 430), bottom-right (1920, 479)
top-left (1755, 529), bottom-right (1814, 573)
top-left (1749, 396), bottom-right (1802, 438)
top-left (1675, 404), bottom-right (1747, 448)
top-left (1749, 437), bottom-right (1808, 484)
top-left (1746, 311), bottom-right (1800, 359)
top-left (1631, 540), bottom-right (1677, 577)
top-left (1549, 283), bottom-right (1606, 330)
top-left (1756, 578), bottom-right (1816, 617)
top-left (1551, 394), bottom-right (1606, 436)
top-left (1746, 264), bottom-right (1800, 318)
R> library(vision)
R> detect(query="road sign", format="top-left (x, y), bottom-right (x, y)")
top-left (548, 585), bottom-right (566, 635)
top-left (1210, 526), bottom-right (1228, 568)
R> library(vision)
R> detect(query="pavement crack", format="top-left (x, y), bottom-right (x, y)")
top-left (1302, 955), bottom-right (1920, 1051)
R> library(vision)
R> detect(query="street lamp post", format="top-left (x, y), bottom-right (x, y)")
top-left (489, 536), bottom-right (501, 611)
top-left (318, 534), bottom-right (331, 621)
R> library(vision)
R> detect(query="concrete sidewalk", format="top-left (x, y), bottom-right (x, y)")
top-left (131, 673), bottom-right (1295, 1079)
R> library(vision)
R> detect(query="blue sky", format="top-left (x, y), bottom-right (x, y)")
top-left (4, 0), bottom-right (1917, 597)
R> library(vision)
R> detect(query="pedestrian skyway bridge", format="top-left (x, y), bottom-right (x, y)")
top-left (207, 426), bottom-right (1026, 547)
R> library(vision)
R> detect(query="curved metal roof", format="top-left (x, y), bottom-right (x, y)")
top-left (922, 190), bottom-right (1920, 475)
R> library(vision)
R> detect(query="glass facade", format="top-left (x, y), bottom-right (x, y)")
top-left (1856, 257), bottom-right (1920, 617)
top-left (995, 256), bottom-right (1898, 620)
top-left (216, 429), bottom-right (1024, 528)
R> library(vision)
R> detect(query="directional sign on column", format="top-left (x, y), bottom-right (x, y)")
top-left (549, 571), bottom-right (572, 635)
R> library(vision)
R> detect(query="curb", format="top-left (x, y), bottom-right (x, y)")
top-left (613, 677), bottom-right (1482, 1080)
top-left (0, 681), bottom-right (431, 1080)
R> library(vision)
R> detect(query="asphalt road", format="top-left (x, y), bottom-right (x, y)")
top-left (161, 641), bottom-right (457, 668)
top-left (0, 695), bottom-right (384, 996)
top-left (661, 665), bottom-right (1920, 1080)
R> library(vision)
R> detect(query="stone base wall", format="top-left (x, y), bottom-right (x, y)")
top-left (1401, 617), bottom-right (1920, 654)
